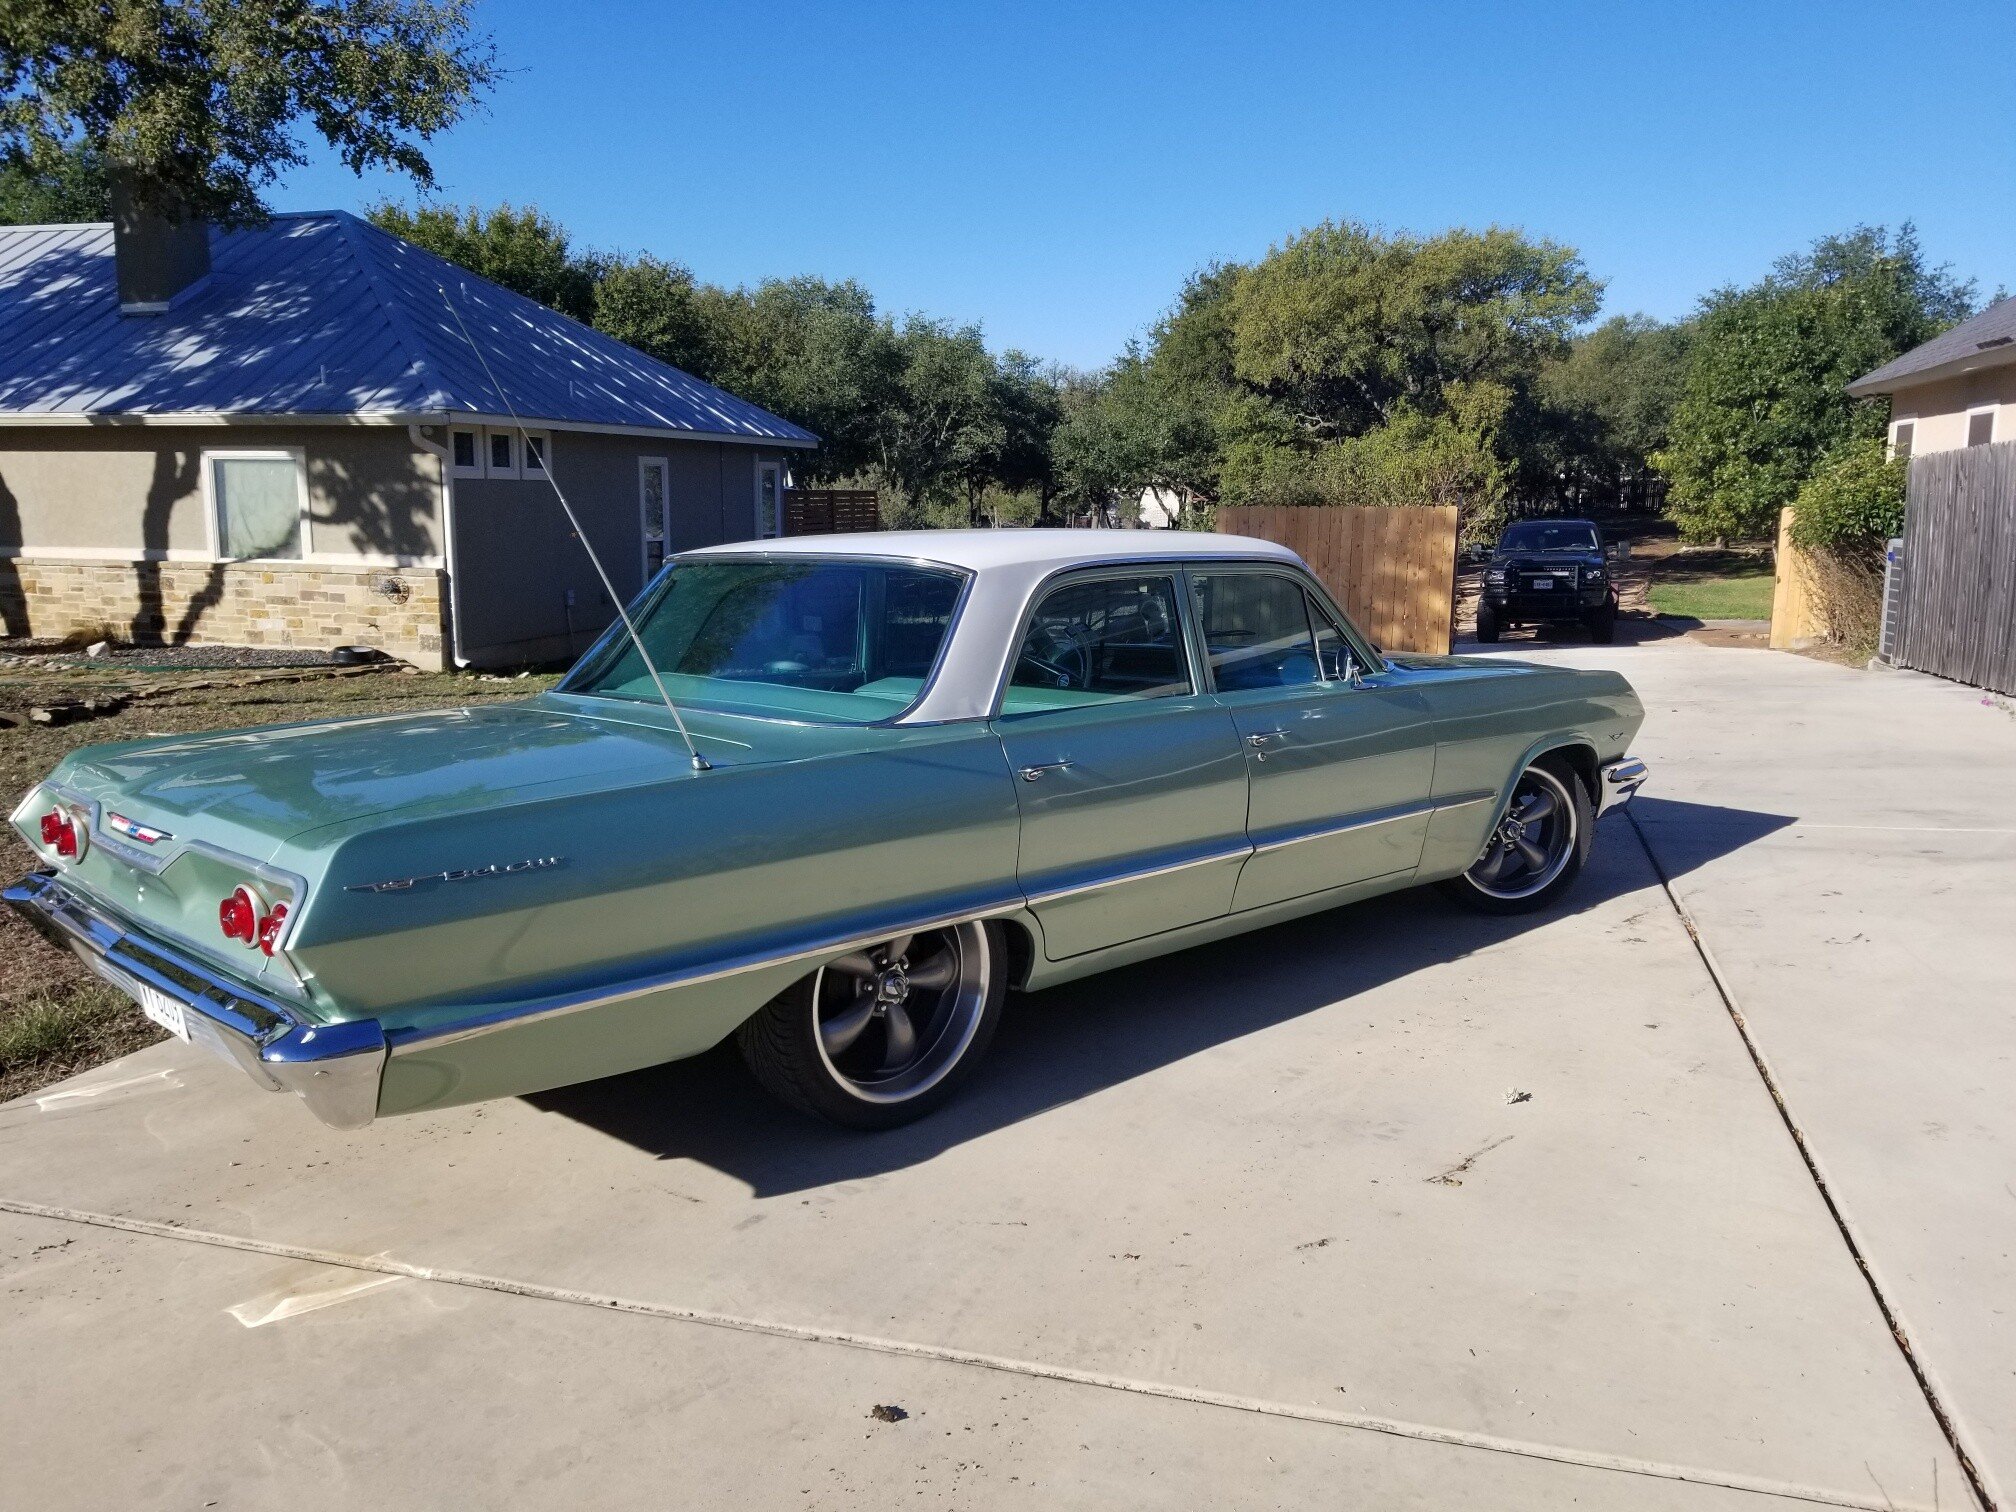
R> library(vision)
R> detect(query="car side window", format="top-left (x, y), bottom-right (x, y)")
top-left (1002, 575), bottom-right (1192, 714)
top-left (1191, 572), bottom-right (1323, 692)
top-left (1306, 595), bottom-right (1360, 682)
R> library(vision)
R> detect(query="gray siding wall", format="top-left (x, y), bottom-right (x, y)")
top-left (0, 424), bottom-right (442, 561)
top-left (448, 431), bottom-right (785, 666)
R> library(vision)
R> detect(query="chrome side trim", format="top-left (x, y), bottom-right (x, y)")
top-left (1250, 800), bottom-right (1437, 856)
top-left (3, 871), bottom-right (385, 1130)
top-left (1020, 841), bottom-right (1251, 908)
top-left (1599, 756), bottom-right (1648, 815)
top-left (394, 891), bottom-right (1036, 1053)
top-left (404, 792), bottom-right (1504, 1059)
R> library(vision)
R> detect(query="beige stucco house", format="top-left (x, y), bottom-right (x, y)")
top-left (1849, 297), bottom-right (2016, 460)
top-left (0, 207), bottom-right (814, 668)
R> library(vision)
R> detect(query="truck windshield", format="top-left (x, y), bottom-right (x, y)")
top-left (562, 558), bottom-right (967, 723)
top-left (1500, 523), bottom-right (1600, 552)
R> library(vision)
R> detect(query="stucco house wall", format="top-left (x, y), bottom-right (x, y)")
top-left (0, 422), bottom-right (791, 669)
top-left (0, 422), bottom-right (451, 664)
top-left (446, 429), bottom-right (786, 666)
top-left (1883, 368), bottom-right (2016, 458)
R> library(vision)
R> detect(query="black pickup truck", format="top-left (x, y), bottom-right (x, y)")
top-left (1476, 518), bottom-right (1619, 644)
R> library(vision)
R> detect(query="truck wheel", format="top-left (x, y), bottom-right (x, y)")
top-left (1439, 757), bottom-right (1592, 915)
top-left (737, 920), bottom-right (1007, 1129)
top-left (1475, 603), bottom-right (1501, 643)
top-left (1586, 599), bottom-right (1617, 643)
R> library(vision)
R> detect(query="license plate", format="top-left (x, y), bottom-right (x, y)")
top-left (1526, 576), bottom-right (1558, 589)
top-left (95, 962), bottom-right (190, 1041)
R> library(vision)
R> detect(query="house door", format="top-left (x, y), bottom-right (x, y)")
top-left (639, 457), bottom-right (669, 589)
top-left (756, 461), bottom-right (783, 539)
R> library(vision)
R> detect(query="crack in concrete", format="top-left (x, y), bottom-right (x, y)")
top-left (0, 1194), bottom-right (1948, 1512)
top-left (1625, 809), bottom-right (1993, 1512)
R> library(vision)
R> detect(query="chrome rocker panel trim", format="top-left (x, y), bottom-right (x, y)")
top-left (1599, 757), bottom-right (1648, 815)
top-left (3, 871), bottom-right (385, 1130)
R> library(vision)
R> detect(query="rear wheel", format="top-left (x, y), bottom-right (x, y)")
top-left (737, 920), bottom-right (1007, 1129)
top-left (1440, 758), bottom-right (1592, 915)
top-left (1475, 602), bottom-right (1501, 643)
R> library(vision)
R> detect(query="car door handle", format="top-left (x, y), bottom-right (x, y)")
top-left (1246, 730), bottom-right (1290, 748)
top-left (1019, 760), bottom-right (1074, 782)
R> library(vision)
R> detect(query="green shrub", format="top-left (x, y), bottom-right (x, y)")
top-left (1789, 437), bottom-right (1905, 562)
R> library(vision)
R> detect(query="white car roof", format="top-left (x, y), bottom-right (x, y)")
top-left (685, 528), bottom-right (1301, 572)
top-left (679, 527), bottom-right (1317, 723)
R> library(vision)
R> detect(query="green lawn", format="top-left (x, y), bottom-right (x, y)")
top-left (1646, 558), bottom-right (1775, 621)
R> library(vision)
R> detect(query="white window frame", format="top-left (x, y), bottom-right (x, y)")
top-left (1888, 414), bottom-right (1915, 461)
top-left (1965, 404), bottom-right (1998, 448)
top-left (484, 427), bottom-right (519, 480)
top-left (448, 426), bottom-right (485, 479)
top-left (201, 447), bottom-right (310, 562)
top-left (639, 455), bottom-right (670, 585)
top-left (520, 429), bottom-right (551, 479)
top-left (755, 459), bottom-right (783, 539)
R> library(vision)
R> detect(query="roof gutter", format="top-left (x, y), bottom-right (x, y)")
top-left (0, 410), bottom-right (817, 448)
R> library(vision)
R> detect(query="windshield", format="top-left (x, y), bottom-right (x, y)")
top-left (1500, 522), bottom-right (1600, 553)
top-left (563, 558), bottom-right (967, 723)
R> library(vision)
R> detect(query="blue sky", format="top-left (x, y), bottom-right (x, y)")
top-left (277, 0), bottom-right (2016, 370)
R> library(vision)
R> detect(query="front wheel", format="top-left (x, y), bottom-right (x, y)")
top-left (737, 920), bottom-right (1007, 1129)
top-left (1439, 759), bottom-right (1593, 915)
top-left (1475, 603), bottom-right (1501, 643)
top-left (1586, 598), bottom-right (1617, 643)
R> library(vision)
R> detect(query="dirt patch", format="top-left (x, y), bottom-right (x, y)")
top-left (0, 661), bottom-right (561, 1102)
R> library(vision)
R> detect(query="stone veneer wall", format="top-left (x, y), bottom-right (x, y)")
top-left (0, 559), bottom-right (450, 669)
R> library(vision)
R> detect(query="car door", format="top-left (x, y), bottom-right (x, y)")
top-left (1186, 567), bottom-right (1438, 912)
top-left (994, 569), bottom-right (1249, 960)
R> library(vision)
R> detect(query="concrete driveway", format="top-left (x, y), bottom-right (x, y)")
top-left (2, 636), bottom-right (2008, 1511)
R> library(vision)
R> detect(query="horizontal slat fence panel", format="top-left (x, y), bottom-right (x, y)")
top-left (1214, 505), bottom-right (1459, 654)
top-left (1897, 442), bottom-right (2016, 696)
top-left (784, 489), bottom-right (881, 536)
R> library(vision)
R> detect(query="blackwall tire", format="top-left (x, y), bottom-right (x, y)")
top-left (737, 920), bottom-right (1008, 1130)
top-left (1439, 757), bottom-right (1594, 916)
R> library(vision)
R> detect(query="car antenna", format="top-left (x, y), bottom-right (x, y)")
top-left (437, 282), bottom-right (710, 772)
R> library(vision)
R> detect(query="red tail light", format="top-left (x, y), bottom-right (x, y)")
top-left (258, 902), bottom-right (289, 956)
top-left (219, 886), bottom-right (263, 945)
top-left (39, 811), bottom-right (63, 845)
top-left (55, 819), bottom-right (78, 859)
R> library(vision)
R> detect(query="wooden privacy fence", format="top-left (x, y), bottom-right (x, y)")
top-left (784, 489), bottom-right (880, 537)
top-left (1891, 442), bottom-right (2016, 695)
top-left (1214, 504), bottom-right (1459, 654)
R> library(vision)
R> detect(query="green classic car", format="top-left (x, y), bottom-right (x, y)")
top-left (8, 531), bottom-right (1645, 1130)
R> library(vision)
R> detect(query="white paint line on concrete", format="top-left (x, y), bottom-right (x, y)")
top-left (0, 1195), bottom-right (1943, 1512)
top-left (1624, 812), bottom-right (1995, 1512)
top-left (226, 1270), bottom-right (409, 1328)
top-left (29, 1069), bottom-right (179, 1111)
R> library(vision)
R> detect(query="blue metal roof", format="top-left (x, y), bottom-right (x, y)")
top-left (0, 212), bottom-right (816, 445)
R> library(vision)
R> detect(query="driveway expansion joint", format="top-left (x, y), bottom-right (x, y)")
top-left (0, 1195), bottom-right (1950, 1512)
top-left (1625, 810), bottom-right (1995, 1512)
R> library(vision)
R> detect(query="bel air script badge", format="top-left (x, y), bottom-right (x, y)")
top-left (346, 856), bottom-right (565, 894)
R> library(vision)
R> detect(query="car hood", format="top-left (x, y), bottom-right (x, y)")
top-left (1491, 551), bottom-right (1604, 571)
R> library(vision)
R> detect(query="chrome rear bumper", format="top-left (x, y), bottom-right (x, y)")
top-left (1599, 757), bottom-right (1648, 816)
top-left (4, 871), bottom-right (384, 1128)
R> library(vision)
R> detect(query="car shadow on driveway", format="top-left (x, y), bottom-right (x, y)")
top-left (528, 796), bottom-right (1790, 1195)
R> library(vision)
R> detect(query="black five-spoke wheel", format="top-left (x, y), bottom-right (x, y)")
top-left (1441, 758), bottom-right (1594, 915)
top-left (738, 920), bottom-right (1008, 1128)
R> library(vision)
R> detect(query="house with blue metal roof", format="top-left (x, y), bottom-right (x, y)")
top-left (0, 207), bottom-right (816, 666)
